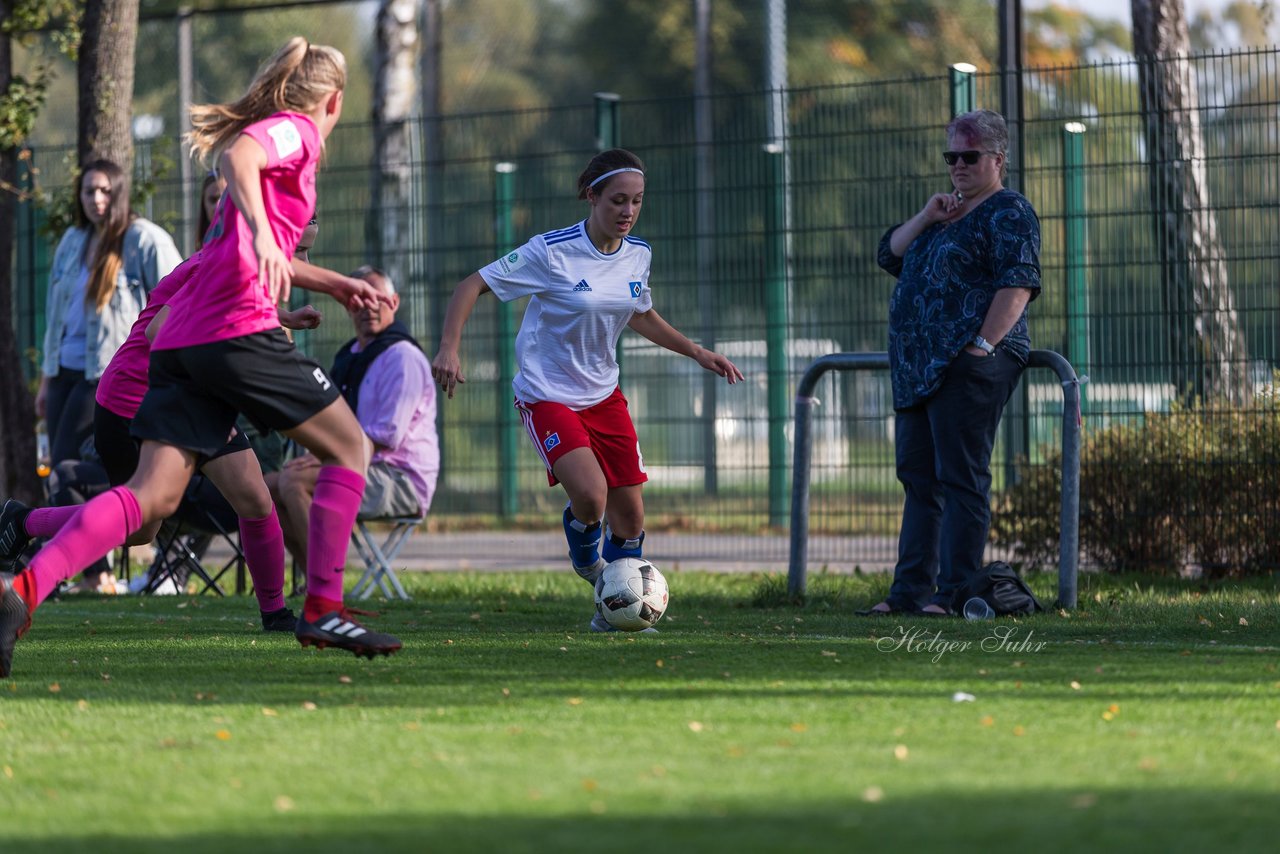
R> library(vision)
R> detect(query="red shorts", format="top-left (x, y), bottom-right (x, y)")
top-left (516, 387), bottom-right (648, 488)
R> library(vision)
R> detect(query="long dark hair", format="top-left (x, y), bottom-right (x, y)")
top-left (196, 171), bottom-right (223, 249)
top-left (576, 149), bottom-right (645, 200)
top-left (74, 159), bottom-right (136, 311)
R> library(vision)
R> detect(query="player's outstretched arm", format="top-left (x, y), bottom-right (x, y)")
top-left (291, 259), bottom-right (392, 311)
top-left (628, 309), bottom-right (744, 384)
top-left (278, 304), bottom-right (322, 330)
top-left (432, 272), bottom-right (492, 399)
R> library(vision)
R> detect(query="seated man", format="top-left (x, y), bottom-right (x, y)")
top-left (269, 266), bottom-right (438, 571)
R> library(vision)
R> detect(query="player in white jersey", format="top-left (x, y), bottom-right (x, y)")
top-left (432, 148), bottom-right (744, 631)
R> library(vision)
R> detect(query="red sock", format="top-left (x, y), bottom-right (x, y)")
top-left (26, 487), bottom-right (142, 608)
top-left (305, 466), bottom-right (364, 604)
top-left (11, 570), bottom-right (37, 613)
top-left (238, 507), bottom-right (286, 613)
top-left (303, 595), bottom-right (344, 622)
top-left (25, 506), bottom-right (81, 539)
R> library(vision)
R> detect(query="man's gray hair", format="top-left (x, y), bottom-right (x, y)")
top-left (349, 264), bottom-right (396, 295)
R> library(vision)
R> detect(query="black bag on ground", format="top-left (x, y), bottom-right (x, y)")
top-left (956, 561), bottom-right (1046, 616)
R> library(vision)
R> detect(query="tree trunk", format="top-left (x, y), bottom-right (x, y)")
top-left (78, 0), bottom-right (140, 170)
top-left (0, 4), bottom-right (41, 504)
top-left (369, 0), bottom-right (420, 290)
top-left (1131, 0), bottom-right (1250, 405)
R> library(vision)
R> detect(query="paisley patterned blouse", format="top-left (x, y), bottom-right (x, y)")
top-left (878, 188), bottom-right (1041, 409)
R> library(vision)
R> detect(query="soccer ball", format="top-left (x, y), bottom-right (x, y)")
top-left (593, 558), bottom-right (669, 631)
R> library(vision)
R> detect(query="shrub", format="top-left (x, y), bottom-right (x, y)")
top-left (991, 388), bottom-right (1280, 578)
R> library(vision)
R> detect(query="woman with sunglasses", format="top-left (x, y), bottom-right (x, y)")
top-left (860, 109), bottom-right (1041, 617)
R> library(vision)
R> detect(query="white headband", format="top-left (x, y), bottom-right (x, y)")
top-left (588, 167), bottom-right (644, 189)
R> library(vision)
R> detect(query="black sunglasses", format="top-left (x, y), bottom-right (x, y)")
top-left (943, 149), bottom-right (996, 166)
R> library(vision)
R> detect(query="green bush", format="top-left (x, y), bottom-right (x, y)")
top-left (991, 388), bottom-right (1280, 578)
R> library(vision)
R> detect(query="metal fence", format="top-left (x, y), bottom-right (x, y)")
top-left (13, 47), bottom-right (1280, 571)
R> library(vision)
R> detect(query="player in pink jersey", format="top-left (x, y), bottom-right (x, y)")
top-left (0, 221), bottom-right (327, 632)
top-left (0, 38), bottom-right (398, 677)
top-left (432, 148), bottom-right (744, 633)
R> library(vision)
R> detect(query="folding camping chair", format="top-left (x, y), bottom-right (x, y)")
top-left (142, 474), bottom-right (247, 596)
top-left (348, 515), bottom-right (421, 601)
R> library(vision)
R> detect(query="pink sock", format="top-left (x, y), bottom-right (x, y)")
top-left (25, 506), bottom-right (81, 539)
top-left (239, 507), bottom-right (286, 613)
top-left (27, 487), bottom-right (142, 608)
top-left (305, 466), bottom-right (364, 603)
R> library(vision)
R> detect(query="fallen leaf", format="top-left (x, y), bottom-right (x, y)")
top-left (981, 716), bottom-right (995, 727)
top-left (77, 700), bottom-right (89, 711)
top-left (952, 692), bottom-right (976, 702)
top-left (274, 795), bottom-right (295, 812)
top-left (655, 659), bottom-right (664, 668)
top-left (1138, 757), bottom-right (1158, 771)
top-left (894, 744), bottom-right (909, 760)
top-left (581, 778), bottom-right (598, 792)
top-left (688, 721), bottom-right (704, 732)
top-left (302, 701), bottom-right (317, 711)
top-left (48, 683), bottom-right (60, 693)
top-left (790, 722), bottom-right (808, 733)
top-left (262, 708), bottom-right (278, 717)
top-left (1072, 793), bottom-right (1097, 809)
top-left (338, 675), bottom-right (352, 684)
top-left (567, 697), bottom-right (583, 706)
top-left (1070, 681), bottom-right (1082, 690)
top-left (1239, 617), bottom-right (1249, 626)
top-left (215, 730), bottom-right (232, 741)
top-left (862, 786), bottom-right (884, 803)
top-left (1012, 725), bottom-right (1026, 736)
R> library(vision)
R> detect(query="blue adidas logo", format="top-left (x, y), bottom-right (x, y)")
top-left (573, 279), bottom-right (592, 292)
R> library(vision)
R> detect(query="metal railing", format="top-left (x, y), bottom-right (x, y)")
top-left (787, 351), bottom-right (1082, 608)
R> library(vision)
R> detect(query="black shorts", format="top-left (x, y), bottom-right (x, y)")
top-left (132, 329), bottom-right (340, 458)
top-left (96, 402), bottom-right (252, 482)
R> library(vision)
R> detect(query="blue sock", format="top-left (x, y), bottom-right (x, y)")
top-left (602, 527), bottom-right (644, 562)
top-left (563, 504), bottom-right (602, 569)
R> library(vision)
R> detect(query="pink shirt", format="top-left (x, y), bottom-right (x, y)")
top-left (95, 254), bottom-right (203, 418)
top-left (352, 340), bottom-right (440, 512)
top-left (154, 112), bottom-right (320, 351)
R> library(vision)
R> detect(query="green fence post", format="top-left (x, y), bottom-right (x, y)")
top-left (594, 91), bottom-right (620, 151)
top-left (1062, 122), bottom-right (1089, 412)
top-left (949, 62), bottom-right (976, 116)
top-left (494, 162), bottom-right (519, 518)
top-left (764, 143), bottom-right (790, 528)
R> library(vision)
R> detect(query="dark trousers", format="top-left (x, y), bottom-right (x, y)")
top-left (888, 350), bottom-right (1024, 611)
top-left (45, 369), bottom-right (97, 466)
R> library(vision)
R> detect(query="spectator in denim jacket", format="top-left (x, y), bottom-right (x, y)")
top-left (40, 159), bottom-right (182, 468)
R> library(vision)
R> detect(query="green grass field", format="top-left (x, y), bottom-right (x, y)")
top-left (2, 570), bottom-right (1278, 853)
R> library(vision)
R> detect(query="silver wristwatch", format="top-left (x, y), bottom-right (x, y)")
top-left (972, 335), bottom-right (996, 356)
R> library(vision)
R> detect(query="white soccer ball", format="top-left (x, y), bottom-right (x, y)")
top-left (593, 557), bottom-right (669, 631)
